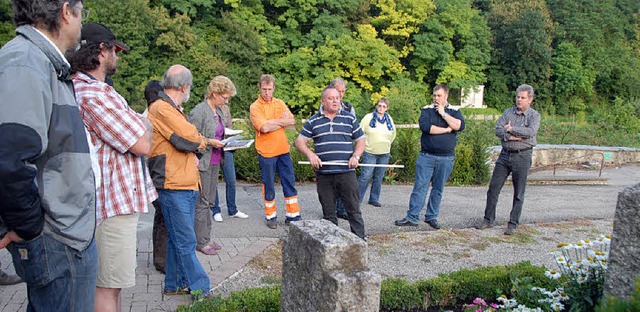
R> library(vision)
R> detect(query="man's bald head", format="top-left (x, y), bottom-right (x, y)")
top-left (161, 65), bottom-right (192, 91)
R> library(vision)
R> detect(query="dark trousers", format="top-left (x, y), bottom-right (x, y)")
top-left (316, 172), bottom-right (366, 239)
top-left (152, 200), bottom-right (167, 272)
top-left (483, 149), bottom-right (532, 227)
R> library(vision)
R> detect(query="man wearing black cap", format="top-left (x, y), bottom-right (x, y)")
top-left (68, 22), bottom-right (156, 312)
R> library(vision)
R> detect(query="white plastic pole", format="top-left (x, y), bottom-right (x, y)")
top-left (297, 161), bottom-right (404, 168)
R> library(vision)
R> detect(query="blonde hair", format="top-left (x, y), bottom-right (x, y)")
top-left (206, 75), bottom-right (236, 99)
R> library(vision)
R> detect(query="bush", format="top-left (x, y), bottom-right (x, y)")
top-left (413, 261), bottom-right (547, 309)
top-left (178, 285), bottom-right (281, 312)
top-left (390, 127), bottom-right (420, 182)
top-left (379, 278), bottom-right (423, 310)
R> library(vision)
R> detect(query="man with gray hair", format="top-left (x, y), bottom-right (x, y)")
top-left (0, 0), bottom-right (98, 310)
top-left (476, 84), bottom-right (541, 235)
top-left (147, 65), bottom-right (215, 298)
top-left (328, 78), bottom-right (356, 219)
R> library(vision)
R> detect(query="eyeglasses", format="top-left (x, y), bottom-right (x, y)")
top-left (376, 104), bottom-right (387, 108)
top-left (220, 95), bottom-right (230, 101)
top-left (79, 7), bottom-right (90, 20)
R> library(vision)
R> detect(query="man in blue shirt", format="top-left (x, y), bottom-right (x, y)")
top-left (296, 86), bottom-right (366, 240)
top-left (395, 84), bottom-right (465, 229)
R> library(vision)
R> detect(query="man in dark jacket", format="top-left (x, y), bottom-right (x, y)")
top-left (395, 84), bottom-right (465, 229)
top-left (0, 0), bottom-right (98, 310)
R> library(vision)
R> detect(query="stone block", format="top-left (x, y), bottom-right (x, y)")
top-left (281, 219), bottom-right (382, 311)
top-left (604, 183), bottom-right (640, 300)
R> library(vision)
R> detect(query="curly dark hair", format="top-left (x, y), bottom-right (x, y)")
top-left (68, 41), bottom-right (114, 74)
top-left (13, 0), bottom-right (82, 34)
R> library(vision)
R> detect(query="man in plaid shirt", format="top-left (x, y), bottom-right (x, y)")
top-left (68, 22), bottom-right (156, 312)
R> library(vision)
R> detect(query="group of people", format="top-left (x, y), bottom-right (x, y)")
top-left (0, 1), bottom-right (541, 311)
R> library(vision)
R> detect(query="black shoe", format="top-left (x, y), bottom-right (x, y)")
top-left (0, 270), bottom-right (22, 285)
top-left (394, 218), bottom-right (418, 227)
top-left (285, 217), bottom-right (301, 226)
top-left (425, 219), bottom-right (441, 230)
top-left (475, 222), bottom-right (493, 230)
top-left (504, 225), bottom-right (517, 235)
top-left (368, 201), bottom-right (382, 207)
top-left (266, 218), bottom-right (277, 229)
top-left (337, 213), bottom-right (349, 220)
top-left (154, 265), bottom-right (166, 274)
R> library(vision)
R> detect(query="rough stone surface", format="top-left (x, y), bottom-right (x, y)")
top-left (281, 220), bottom-right (382, 312)
top-left (604, 183), bottom-right (640, 300)
top-left (487, 144), bottom-right (640, 167)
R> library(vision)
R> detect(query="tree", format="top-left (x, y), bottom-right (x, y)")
top-left (485, 0), bottom-right (554, 111)
top-left (370, 0), bottom-right (435, 56)
top-left (552, 42), bottom-right (595, 114)
top-left (410, 0), bottom-right (491, 90)
top-left (547, 0), bottom-right (640, 102)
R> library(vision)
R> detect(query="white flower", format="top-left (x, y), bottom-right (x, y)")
top-left (558, 291), bottom-right (570, 301)
top-left (555, 256), bottom-right (568, 265)
top-left (548, 249), bottom-right (562, 256)
top-left (496, 295), bottom-right (518, 308)
top-left (550, 302), bottom-right (565, 311)
top-left (597, 234), bottom-right (611, 244)
top-left (545, 269), bottom-right (562, 280)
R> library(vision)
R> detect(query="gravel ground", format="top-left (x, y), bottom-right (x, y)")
top-left (212, 218), bottom-right (614, 297)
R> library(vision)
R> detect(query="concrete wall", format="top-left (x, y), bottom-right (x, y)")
top-left (488, 144), bottom-right (640, 167)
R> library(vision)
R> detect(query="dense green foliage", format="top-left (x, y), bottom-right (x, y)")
top-left (1, 0), bottom-right (638, 122)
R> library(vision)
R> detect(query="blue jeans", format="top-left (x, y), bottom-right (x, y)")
top-left (357, 152), bottom-right (390, 204)
top-left (157, 189), bottom-right (210, 295)
top-left (212, 151), bottom-right (238, 216)
top-left (8, 234), bottom-right (98, 312)
top-left (258, 153), bottom-right (298, 220)
top-left (483, 149), bottom-right (533, 227)
top-left (405, 152), bottom-right (455, 223)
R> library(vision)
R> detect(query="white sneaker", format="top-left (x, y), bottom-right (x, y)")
top-left (213, 213), bottom-right (223, 222)
top-left (230, 211), bottom-right (249, 219)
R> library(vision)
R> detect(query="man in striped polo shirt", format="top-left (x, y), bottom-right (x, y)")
top-left (295, 86), bottom-right (366, 240)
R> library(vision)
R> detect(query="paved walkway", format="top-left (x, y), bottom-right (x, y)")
top-left (0, 164), bottom-right (638, 311)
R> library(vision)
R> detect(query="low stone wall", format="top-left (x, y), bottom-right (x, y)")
top-left (488, 144), bottom-right (640, 168)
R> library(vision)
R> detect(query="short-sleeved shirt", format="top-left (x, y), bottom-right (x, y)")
top-left (249, 96), bottom-right (291, 158)
top-left (299, 109), bottom-right (364, 174)
top-left (73, 72), bottom-right (156, 225)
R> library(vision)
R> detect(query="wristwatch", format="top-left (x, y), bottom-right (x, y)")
top-left (352, 155), bottom-right (361, 161)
